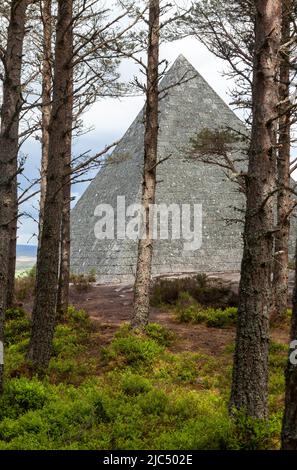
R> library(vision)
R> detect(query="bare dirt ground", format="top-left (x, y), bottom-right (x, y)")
top-left (69, 276), bottom-right (291, 355)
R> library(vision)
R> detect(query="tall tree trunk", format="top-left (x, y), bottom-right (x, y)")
top-left (28, 0), bottom-right (73, 368)
top-left (0, 0), bottom-right (29, 392)
top-left (6, 211), bottom-right (17, 308)
top-left (132, 0), bottom-right (160, 329)
top-left (38, 0), bottom-right (52, 251)
top-left (281, 240), bottom-right (297, 449)
top-left (272, 0), bottom-right (292, 324)
top-left (57, 79), bottom-right (73, 317)
top-left (229, 0), bottom-right (282, 419)
top-left (57, 184), bottom-right (71, 317)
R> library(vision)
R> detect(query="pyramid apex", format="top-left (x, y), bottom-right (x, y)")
top-left (174, 53), bottom-right (191, 64)
top-left (160, 54), bottom-right (198, 90)
top-left (168, 54), bottom-right (197, 71)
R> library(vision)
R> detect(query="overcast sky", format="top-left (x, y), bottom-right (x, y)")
top-left (18, 37), bottom-right (238, 246)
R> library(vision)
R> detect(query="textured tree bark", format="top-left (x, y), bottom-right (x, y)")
top-left (6, 208), bottom-right (17, 308)
top-left (229, 0), bottom-right (281, 419)
top-left (57, 85), bottom-right (73, 317)
top-left (28, 0), bottom-right (73, 368)
top-left (57, 185), bottom-right (71, 317)
top-left (38, 0), bottom-right (52, 251)
top-left (272, 0), bottom-right (291, 324)
top-left (132, 0), bottom-right (160, 329)
top-left (0, 0), bottom-right (29, 391)
top-left (282, 240), bottom-right (297, 449)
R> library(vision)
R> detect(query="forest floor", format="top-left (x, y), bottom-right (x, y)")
top-left (69, 282), bottom-right (290, 355)
top-left (1, 274), bottom-right (291, 450)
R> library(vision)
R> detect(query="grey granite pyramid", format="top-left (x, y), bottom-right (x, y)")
top-left (70, 55), bottom-right (296, 283)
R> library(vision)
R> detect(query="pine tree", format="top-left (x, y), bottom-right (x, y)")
top-left (0, 0), bottom-right (30, 391)
top-left (28, 0), bottom-right (74, 367)
top-left (132, 0), bottom-right (160, 328)
top-left (229, 0), bottom-right (282, 419)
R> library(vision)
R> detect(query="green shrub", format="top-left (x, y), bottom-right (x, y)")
top-left (138, 389), bottom-right (168, 415)
top-left (4, 308), bottom-right (30, 347)
top-left (175, 303), bottom-right (237, 328)
top-left (150, 276), bottom-right (209, 306)
top-left (269, 341), bottom-right (288, 354)
top-left (151, 275), bottom-right (238, 309)
top-left (155, 352), bottom-right (209, 385)
top-left (205, 307), bottom-right (237, 328)
top-left (6, 307), bottom-right (26, 320)
top-left (145, 323), bottom-right (175, 346)
top-left (269, 341), bottom-right (287, 370)
top-left (0, 418), bottom-right (21, 442)
top-left (0, 412), bottom-right (47, 443)
top-left (94, 396), bottom-right (112, 423)
top-left (0, 369), bottom-right (282, 450)
top-left (269, 370), bottom-right (285, 397)
top-left (5, 343), bottom-right (27, 376)
top-left (196, 285), bottom-right (238, 309)
top-left (175, 293), bottom-right (201, 322)
top-left (102, 334), bottom-right (164, 369)
top-left (177, 307), bottom-right (197, 323)
top-left (286, 308), bottom-right (292, 320)
top-left (173, 356), bottom-right (199, 383)
top-left (195, 273), bottom-right (208, 288)
top-left (150, 278), bottom-right (182, 306)
top-left (175, 291), bottom-right (197, 310)
top-left (51, 308), bottom-right (90, 362)
top-left (0, 378), bottom-right (48, 419)
top-left (66, 306), bottom-right (90, 328)
top-left (52, 325), bottom-right (82, 357)
top-left (47, 307), bottom-right (93, 383)
top-left (5, 317), bottom-right (31, 346)
top-left (156, 392), bottom-right (232, 450)
top-left (88, 269), bottom-right (97, 282)
top-left (121, 373), bottom-right (152, 396)
top-left (70, 271), bottom-right (96, 292)
top-left (228, 412), bottom-right (281, 450)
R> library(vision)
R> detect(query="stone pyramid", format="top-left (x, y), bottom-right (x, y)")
top-left (69, 55), bottom-right (253, 282)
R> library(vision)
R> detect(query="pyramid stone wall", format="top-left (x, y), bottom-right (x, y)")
top-left (70, 55), bottom-right (297, 283)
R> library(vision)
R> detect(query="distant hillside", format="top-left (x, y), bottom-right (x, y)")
top-left (16, 244), bottom-right (37, 273)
